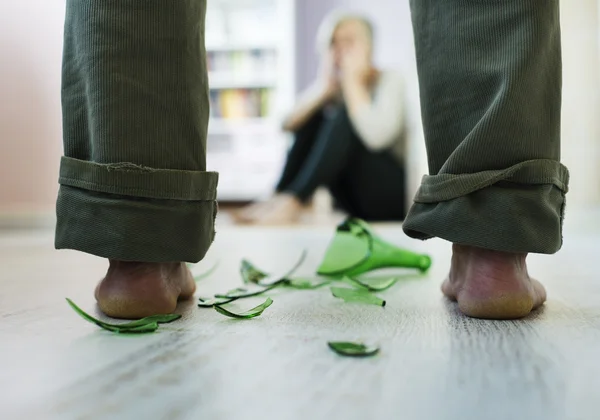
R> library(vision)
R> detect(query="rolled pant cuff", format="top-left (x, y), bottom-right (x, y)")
top-left (403, 159), bottom-right (570, 254)
top-left (55, 157), bottom-right (219, 262)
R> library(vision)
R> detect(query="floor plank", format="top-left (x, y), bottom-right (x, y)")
top-left (1, 215), bottom-right (600, 420)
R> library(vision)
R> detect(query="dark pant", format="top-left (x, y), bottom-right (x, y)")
top-left (276, 108), bottom-right (406, 221)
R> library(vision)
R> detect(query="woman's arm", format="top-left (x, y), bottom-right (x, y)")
top-left (339, 43), bottom-right (405, 152)
top-left (342, 72), bottom-right (373, 117)
top-left (344, 71), bottom-right (405, 151)
top-left (283, 52), bottom-right (340, 132)
top-left (282, 81), bottom-right (337, 132)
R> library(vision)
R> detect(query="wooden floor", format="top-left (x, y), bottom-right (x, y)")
top-left (1, 211), bottom-right (600, 420)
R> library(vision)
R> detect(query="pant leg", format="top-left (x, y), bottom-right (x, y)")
top-left (404, 0), bottom-right (569, 254)
top-left (331, 152), bottom-right (407, 221)
top-left (284, 107), bottom-right (361, 202)
top-left (56, 0), bottom-right (217, 263)
top-left (275, 111), bottom-right (325, 192)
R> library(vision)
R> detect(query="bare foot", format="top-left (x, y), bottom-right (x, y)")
top-left (242, 194), bottom-right (303, 225)
top-left (442, 244), bottom-right (546, 319)
top-left (94, 261), bottom-right (196, 319)
top-left (231, 200), bottom-right (271, 224)
top-left (255, 194), bottom-right (303, 225)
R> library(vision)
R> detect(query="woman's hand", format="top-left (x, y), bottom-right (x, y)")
top-left (281, 51), bottom-right (340, 132)
top-left (318, 50), bottom-right (341, 100)
top-left (339, 42), bottom-right (375, 116)
top-left (340, 43), bottom-right (373, 88)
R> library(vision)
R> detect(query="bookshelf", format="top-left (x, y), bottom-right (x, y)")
top-left (205, 0), bottom-right (296, 201)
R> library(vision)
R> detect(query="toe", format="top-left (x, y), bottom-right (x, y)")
top-left (441, 277), bottom-right (457, 301)
top-left (530, 278), bottom-right (547, 309)
top-left (94, 281), bottom-right (101, 301)
top-left (179, 267), bottom-right (197, 300)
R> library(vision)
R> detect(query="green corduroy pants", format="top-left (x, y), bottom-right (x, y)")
top-left (56, 0), bottom-right (217, 262)
top-left (404, 0), bottom-right (569, 253)
top-left (55, 0), bottom-right (568, 262)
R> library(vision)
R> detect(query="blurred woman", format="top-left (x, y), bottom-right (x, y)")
top-left (236, 11), bottom-right (407, 224)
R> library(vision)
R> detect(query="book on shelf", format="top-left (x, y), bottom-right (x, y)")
top-left (207, 49), bottom-right (277, 75)
top-left (209, 88), bottom-right (273, 119)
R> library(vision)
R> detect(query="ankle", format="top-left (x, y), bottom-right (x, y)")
top-left (450, 244), bottom-right (531, 296)
top-left (452, 244), bottom-right (527, 269)
top-left (106, 260), bottom-right (181, 277)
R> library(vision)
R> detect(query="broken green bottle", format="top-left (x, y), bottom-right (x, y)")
top-left (317, 218), bottom-right (432, 277)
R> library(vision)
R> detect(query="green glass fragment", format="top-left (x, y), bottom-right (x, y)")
top-left (193, 261), bottom-right (220, 282)
top-left (346, 276), bottom-right (398, 291)
top-left (201, 251), bottom-right (306, 306)
top-left (114, 313), bottom-right (182, 326)
top-left (220, 287), bottom-right (249, 297)
top-left (198, 296), bottom-right (237, 307)
top-left (214, 282), bottom-right (283, 299)
top-left (285, 277), bottom-right (332, 289)
top-left (330, 287), bottom-right (386, 307)
top-left (317, 218), bottom-right (432, 277)
top-left (213, 297), bottom-right (274, 319)
top-left (66, 298), bottom-right (181, 334)
top-left (327, 341), bottom-right (380, 357)
top-left (241, 250), bottom-right (307, 286)
top-left (317, 221), bottom-right (371, 276)
top-left (240, 259), bottom-right (269, 284)
top-left (110, 323), bottom-right (159, 334)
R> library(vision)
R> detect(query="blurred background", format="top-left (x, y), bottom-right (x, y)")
top-left (1, 0), bottom-right (599, 228)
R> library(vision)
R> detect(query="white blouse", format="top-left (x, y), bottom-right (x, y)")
top-left (348, 70), bottom-right (406, 163)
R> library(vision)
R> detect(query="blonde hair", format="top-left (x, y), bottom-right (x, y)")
top-left (315, 10), bottom-right (374, 54)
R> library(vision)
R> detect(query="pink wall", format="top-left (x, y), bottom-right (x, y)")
top-left (0, 1), bottom-right (65, 214)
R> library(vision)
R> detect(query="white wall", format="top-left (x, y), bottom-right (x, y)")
top-left (560, 0), bottom-right (600, 207)
top-left (0, 1), bottom-right (65, 218)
